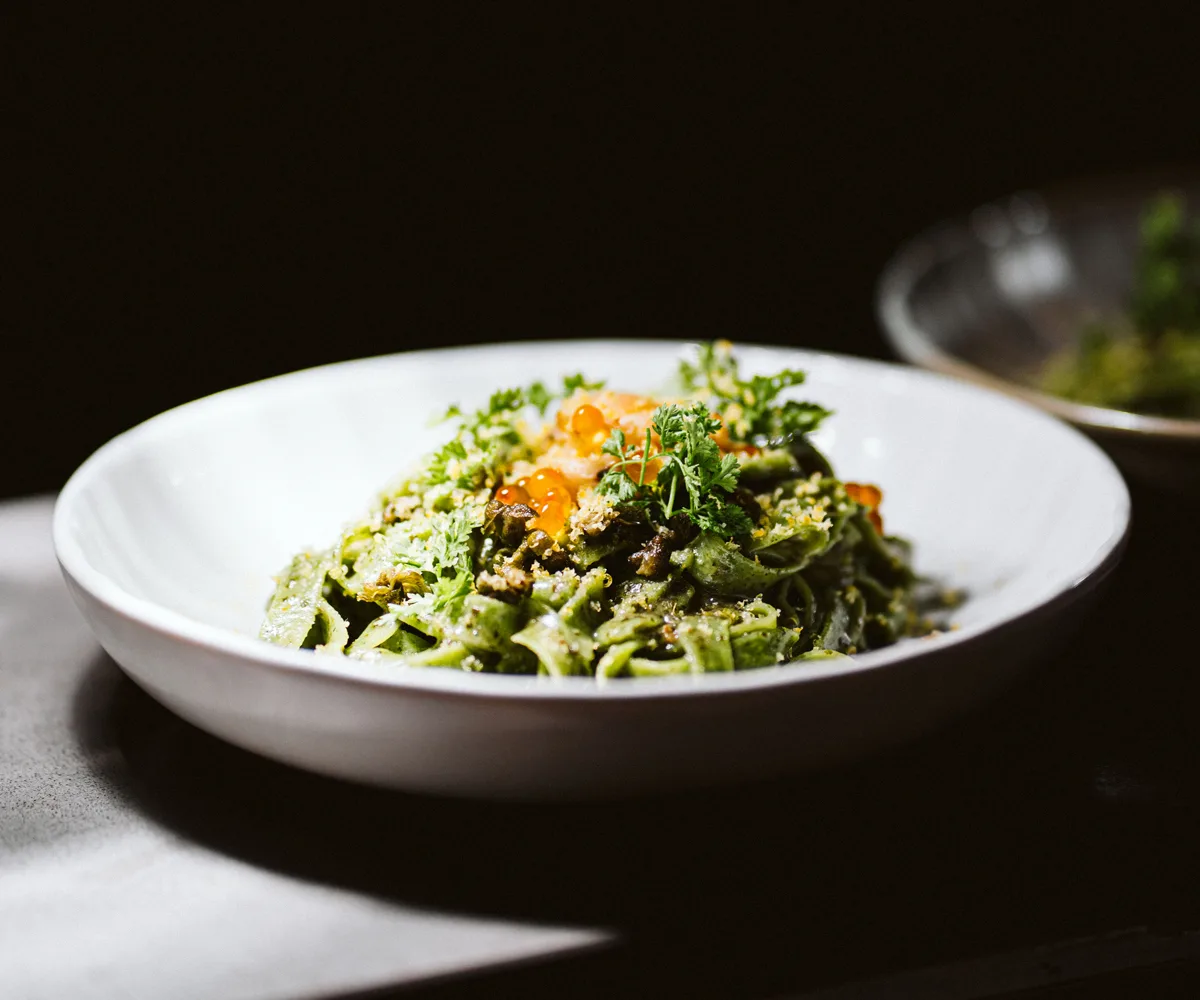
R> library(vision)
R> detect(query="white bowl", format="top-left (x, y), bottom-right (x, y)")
top-left (54, 341), bottom-right (1130, 800)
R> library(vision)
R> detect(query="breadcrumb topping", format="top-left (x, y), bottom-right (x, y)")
top-left (566, 488), bottom-right (619, 543)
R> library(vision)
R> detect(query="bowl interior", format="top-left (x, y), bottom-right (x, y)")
top-left (56, 342), bottom-right (1128, 662)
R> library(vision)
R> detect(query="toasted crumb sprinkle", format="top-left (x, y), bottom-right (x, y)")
top-left (566, 488), bottom-right (620, 543)
top-left (382, 495), bottom-right (421, 523)
top-left (531, 562), bottom-right (580, 583)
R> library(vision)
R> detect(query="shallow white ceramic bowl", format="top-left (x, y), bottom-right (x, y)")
top-left (55, 341), bottom-right (1130, 800)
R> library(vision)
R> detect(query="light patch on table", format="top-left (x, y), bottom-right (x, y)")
top-left (0, 497), bottom-right (608, 1000)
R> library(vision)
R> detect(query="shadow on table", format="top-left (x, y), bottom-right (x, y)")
top-left (70, 481), bottom-right (1200, 992)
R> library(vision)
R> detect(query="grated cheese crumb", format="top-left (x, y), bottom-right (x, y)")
top-left (566, 488), bottom-right (619, 543)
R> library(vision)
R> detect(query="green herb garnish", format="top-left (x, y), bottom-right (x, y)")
top-left (681, 340), bottom-right (831, 443)
top-left (261, 343), bottom-right (943, 676)
top-left (428, 373), bottom-right (608, 488)
top-left (1041, 192), bottom-right (1200, 419)
top-left (596, 402), bottom-right (754, 536)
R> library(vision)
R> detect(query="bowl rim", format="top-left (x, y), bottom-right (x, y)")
top-left (875, 170), bottom-right (1200, 443)
top-left (53, 339), bottom-right (1132, 703)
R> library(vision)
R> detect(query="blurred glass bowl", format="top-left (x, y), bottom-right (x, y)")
top-left (877, 168), bottom-right (1200, 489)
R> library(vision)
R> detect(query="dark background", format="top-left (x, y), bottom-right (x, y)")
top-left (19, 6), bottom-right (1200, 499)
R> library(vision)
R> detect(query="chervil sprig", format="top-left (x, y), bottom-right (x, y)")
top-left (595, 402), bottom-right (753, 536)
top-left (428, 373), bottom-right (608, 488)
top-left (442, 372), bottom-right (607, 427)
top-left (681, 340), bottom-right (830, 444)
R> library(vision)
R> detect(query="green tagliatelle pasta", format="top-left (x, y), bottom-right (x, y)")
top-left (260, 342), bottom-right (939, 677)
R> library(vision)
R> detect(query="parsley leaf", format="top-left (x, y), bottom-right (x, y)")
top-left (424, 438), bottom-right (469, 486)
top-left (595, 401), bottom-right (754, 537)
top-left (600, 426), bottom-right (628, 459)
top-left (562, 372), bottom-right (607, 397)
top-left (430, 506), bottom-right (477, 577)
top-left (1131, 193), bottom-right (1200, 337)
top-left (430, 568), bottom-right (473, 614)
top-left (690, 496), bottom-right (754, 537)
top-left (426, 505), bottom-right (481, 613)
top-left (652, 403), bottom-right (752, 534)
top-left (596, 427), bottom-right (652, 506)
top-left (442, 373), bottom-right (608, 432)
top-left (680, 341), bottom-right (831, 444)
top-left (427, 374), bottom-right (607, 489)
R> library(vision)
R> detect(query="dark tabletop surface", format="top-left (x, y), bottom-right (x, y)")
top-left (45, 475), bottom-right (1198, 999)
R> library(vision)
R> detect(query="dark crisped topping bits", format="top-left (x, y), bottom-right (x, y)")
top-left (627, 513), bottom-right (696, 579)
top-left (629, 533), bottom-right (671, 578)
top-left (526, 529), bottom-right (571, 572)
top-left (483, 499), bottom-right (537, 547)
top-left (360, 566), bottom-right (429, 605)
top-left (661, 512), bottom-right (699, 546)
top-left (476, 563), bottom-right (534, 603)
top-left (730, 487), bottom-right (763, 525)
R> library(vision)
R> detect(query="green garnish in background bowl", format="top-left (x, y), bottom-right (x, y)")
top-left (1042, 193), bottom-right (1200, 419)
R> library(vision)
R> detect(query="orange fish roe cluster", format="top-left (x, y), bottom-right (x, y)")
top-left (557, 393), bottom-right (661, 457)
top-left (569, 403), bottom-right (609, 448)
top-left (494, 483), bottom-right (530, 506)
top-left (496, 392), bottom-right (762, 539)
top-left (496, 466), bottom-right (577, 536)
top-left (844, 482), bottom-right (884, 534)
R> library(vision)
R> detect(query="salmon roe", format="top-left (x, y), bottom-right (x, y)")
top-left (844, 482), bottom-right (884, 533)
top-left (494, 483), bottom-right (530, 506)
top-left (537, 485), bottom-right (572, 508)
top-left (570, 404), bottom-right (607, 436)
top-left (566, 403), bottom-right (610, 455)
top-left (844, 482), bottom-right (882, 508)
top-left (533, 493), bottom-right (575, 534)
top-left (532, 501), bottom-right (570, 536)
top-left (526, 467), bottom-right (571, 501)
top-left (507, 467), bottom-right (574, 536)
